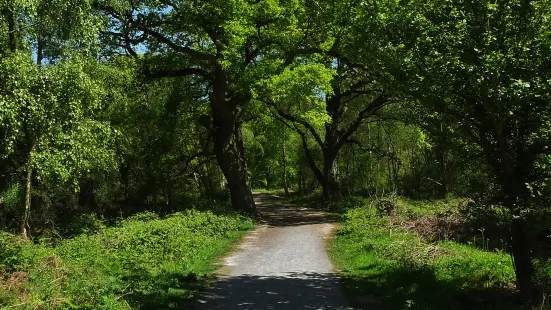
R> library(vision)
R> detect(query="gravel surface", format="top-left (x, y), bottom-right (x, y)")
top-left (195, 194), bottom-right (353, 310)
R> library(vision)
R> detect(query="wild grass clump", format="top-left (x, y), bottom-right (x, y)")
top-left (0, 210), bottom-right (253, 309)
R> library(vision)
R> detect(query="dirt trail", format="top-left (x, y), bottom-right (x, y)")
top-left (195, 193), bottom-right (353, 310)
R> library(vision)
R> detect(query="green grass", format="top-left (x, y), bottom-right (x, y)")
top-left (329, 202), bottom-right (521, 310)
top-left (252, 188), bottom-right (287, 195)
top-left (0, 210), bottom-right (253, 309)
top-left (394, 196), bottom-right (468, 216)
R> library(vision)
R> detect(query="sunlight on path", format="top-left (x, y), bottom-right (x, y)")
top-left (194, 194), bottom-right (354, 310)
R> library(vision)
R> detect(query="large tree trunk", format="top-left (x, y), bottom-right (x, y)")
top-left (212, 122), bottom-right (257, 215)
top-left (213, 132), bottom-right (255, 215)
top-left (322, 149), bottom-right (341, 201)
top-left (210, 72), bottom-right (257, 215)
top-left (486, 134), bottom-right (538, 302)
top-left (299, 139), bottom-right (343, 201)
top-left (510, 216), bottom-right (537, 301)
top-left (500, 177), bottom-right (538, 302)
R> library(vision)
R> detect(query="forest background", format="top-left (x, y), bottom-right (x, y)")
top-left (1, 0), bottom-right (551, 308)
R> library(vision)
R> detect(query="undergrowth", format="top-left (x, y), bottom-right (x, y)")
top-left (329, 199), bottom-right (522, 310)
top-left (0, 210), bottom-right (253, 309)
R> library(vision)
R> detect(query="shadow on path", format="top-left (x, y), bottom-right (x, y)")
top-left (196, 272), bottom-right (351, 310)
top-left (254, 193), bottom-right (338, 227)
top-left (192, 193), bottom-right (353, 309)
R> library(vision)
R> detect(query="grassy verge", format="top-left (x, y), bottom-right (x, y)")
top-left (329, 199), bottom-right (521, 310)
top-left (0, 210), bottom-right (253, 309)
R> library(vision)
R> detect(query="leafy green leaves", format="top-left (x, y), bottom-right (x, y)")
top-left (0, 209), bottom-right (252, 308)
top-left (258, 63), bottom-right (334, 127)
top-left (0, 53), bottom-right (117, 189)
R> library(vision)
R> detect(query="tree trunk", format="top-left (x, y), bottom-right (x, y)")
top-left (438, 152), bottom-right (448, 198)
top-left (491, 155), bottom-right (538, 302)
top-left (500, 177), bottom-right (538, 302)
top-left (487, 141), bottom-right (538, 302)
top-left (322, 149), bottom-right (341, 201)
top-left (204, 161), bottom-right (215, 199)
top-left (282, 127), bottom-right (289, 196)
top-left (298, 164), bottom-right (304, 194)
top-left (212, 123), bottom-right (257, 215)
top-left (299, 138), bottom-right (342, 201)
top-left (6, 8), bottom-right (17, 53)
top-left (265, 167), bottom-right (271, 189)
top-left (120, 162), bottom-right (130, 204)
top-left (209, 65), bottom-right (257, 215)
top-left (211, 113), bottom-right (257, 215)
top-left (510, 216), bottom-right (537, 301)
top-left (36, 35), bottom-right (44, 66)
top-left (20, 159), bottom-right (32, 240)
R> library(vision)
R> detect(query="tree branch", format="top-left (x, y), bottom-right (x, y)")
top-left (268, 108), bottom-right (324, 182)
top-left (337, 93), bottom-right (391, 149)
top-left (345, 138), bottom-right (400, 160)
top-left (136, 26), bottom-right (217, 62)
top-left (263, 99), bottom-right (325, 148)
top-left (146, 67), bottom-right (209, 78)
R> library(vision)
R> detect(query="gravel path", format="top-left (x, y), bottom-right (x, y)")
top-left (195, 194), bottom-right (353, 310)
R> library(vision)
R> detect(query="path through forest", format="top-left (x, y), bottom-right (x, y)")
top-left (195, 193), bottom-right (353, 309)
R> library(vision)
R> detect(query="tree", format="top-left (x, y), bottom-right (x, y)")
top-left (371, 0), bottom-right (551, 300)
top-left (0, 55), bottom-right (116, 239)
top-left (261, 0), bottom-right (393, 200)
top-left (0, 0), bottom-right (113, 239)
top-left (242, 109), bottom-right (300, 193)
top-left (97, 0), bottom-right (312, 215)
top-left (107, 61), bottom-right (213, 210)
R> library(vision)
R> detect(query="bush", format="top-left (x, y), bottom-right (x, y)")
top-left (0, 210), bottom-right (253, 309)
top-left (0, 232), bottom-right (22, 271)
top-left (61, 213), bottom-right (107, 237)
top-left (0, 183), bottom-right (23, 230)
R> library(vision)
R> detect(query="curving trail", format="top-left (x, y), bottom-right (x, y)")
top-left (194, 193), bottom-right (353, 310)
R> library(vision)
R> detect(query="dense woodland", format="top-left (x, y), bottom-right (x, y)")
top-left (1, 0), bottom-right (551, 308)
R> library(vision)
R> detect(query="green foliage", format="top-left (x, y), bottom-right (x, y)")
top-left (0, 183), bottom-right (23, 227)
top-left (0, 232), bottom-right (23, 271)
top-left (330, 200), bottom-right (519, 309)
top-left (373, 0), bottom-right (551, 204)
top-left (60, 213), bottom-right (107, 237)
top-left (0, 53), bottom-right (117, 183)
top-left (258, 63), bottom-right (334, 126)
top-left (396, 197), bottom-right (468, 217)
top-left (0, 210), bottom-right (253, 309)
top-left (0, 0), bottom-right (551, 304)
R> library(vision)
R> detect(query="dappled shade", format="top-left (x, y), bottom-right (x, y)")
top-left (255, 193), bottom-right (338, 227)
top-left (196, 272), bottom-right (352, 310)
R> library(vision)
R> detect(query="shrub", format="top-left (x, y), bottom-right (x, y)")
top-left (0, 183), bottom-right (23, 229)
top-left (61, 213), bottom-right (107, 237)
top-left (0, 232), bottom-right (22, 271)
top-left (0, 210), bottom-right (253, 309)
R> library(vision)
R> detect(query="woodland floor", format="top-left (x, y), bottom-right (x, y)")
top-left (194, 193), bottom-right (354, 310)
